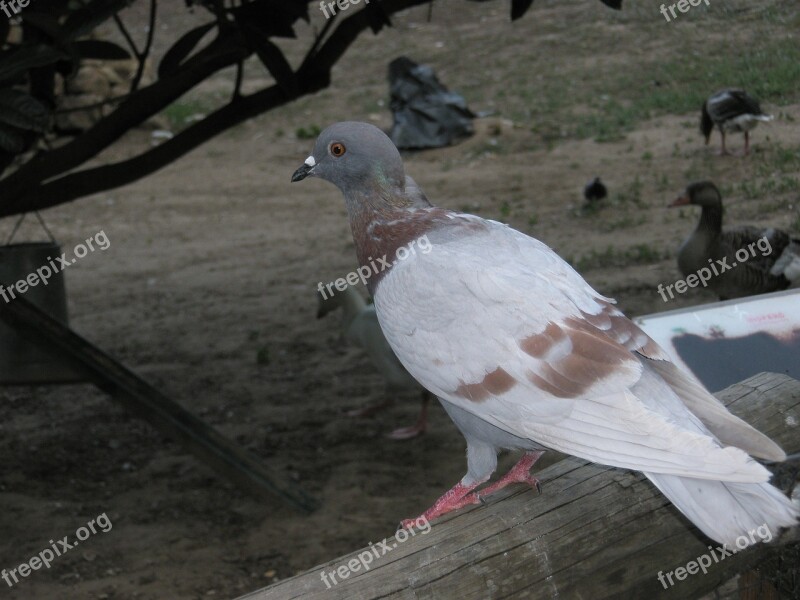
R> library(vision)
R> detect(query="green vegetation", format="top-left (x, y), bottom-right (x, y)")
top-left (568, 243), bottom-right (668, 272)
top-left (163, 98), bottom-right (215, 131)
top-left (513, 33), bottom-right (800, 144)
top-left (296, 125), bottom-right (322, 140)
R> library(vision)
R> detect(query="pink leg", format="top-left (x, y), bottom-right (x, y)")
top-left (386, 392), bottom-right (430, 440)
top-left (719, 131), bottom-right (729, 156)
top-left (399, 451), bottom-right (544, 529)
top-left (459, 451), bottom-right (544, 504)
top-left (744, 130), bottom-right (750, 156)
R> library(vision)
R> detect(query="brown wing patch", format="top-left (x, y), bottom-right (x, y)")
top-left (455, 367), bottom-right (517, 402)
top-left (521, 321), bottom-right (635, 398)
top-left (519, 322), bottom-right (566, 358)
top-left (455, 302), bottom-right (665, 403)
top-left (581, 301), bottom-right (669, 360)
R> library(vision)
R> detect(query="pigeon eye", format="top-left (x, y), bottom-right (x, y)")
top-left (330, 142), bottom-right (346, 157)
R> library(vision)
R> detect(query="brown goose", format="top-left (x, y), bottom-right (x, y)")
top-left (670, 181), bottom-right (800, 300)
top-left (701, 89), bottom-right (773, 156)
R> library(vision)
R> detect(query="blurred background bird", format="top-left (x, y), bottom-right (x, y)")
top-left (583, 176), bottom-right (608, 205)
top-left (701, 89), bottom-right (773, 156)
top-left (317, 287), bottom-right (431, 439)
top-left (670, 181), bottom-right (800, 299)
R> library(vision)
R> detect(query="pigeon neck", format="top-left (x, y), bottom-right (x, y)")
top-left (343, 191), bottom-right (441, 296)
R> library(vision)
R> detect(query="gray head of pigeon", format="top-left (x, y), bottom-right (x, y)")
top-left (292, 122), bottom-right (438, 295)
top-left (291, 122), bottom-right (411, 205)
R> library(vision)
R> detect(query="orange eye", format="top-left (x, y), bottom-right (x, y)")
top-left (330, 142), bottom-right (346, 157)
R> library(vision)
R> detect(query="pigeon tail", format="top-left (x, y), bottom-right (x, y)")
top-left (645, 472), bottom-right (799, 546)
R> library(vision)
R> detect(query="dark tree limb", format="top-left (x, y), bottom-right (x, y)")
top-left (0, 0), bottom-right (430, 217)
top-left (130, 0), bottom-right (158, 93)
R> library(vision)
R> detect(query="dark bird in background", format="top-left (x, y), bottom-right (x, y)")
top-left (583, 177), bottom-right (607, 204)
top-left (317, 286), bottom-right (431, 440)
top-left (701, 89), bottom-right (773, 156)
top-left (670, 181), bottom-right (800, 300)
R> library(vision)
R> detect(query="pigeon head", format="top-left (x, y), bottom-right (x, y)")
top-left (670, 181), bottom-right (721, 208)
top-left (291, 122), bottom-right (406, 197)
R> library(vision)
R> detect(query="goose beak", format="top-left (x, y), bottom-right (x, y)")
top-left (291, 156), bottom-right (316, 182)
top-left (669, 195), bottom-right (690, 207)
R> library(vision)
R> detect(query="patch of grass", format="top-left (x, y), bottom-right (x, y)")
top-left (162, 98), bottom-right (213, 131)
top-left (516, 37), bottom-right (800, 143)
top-left (572, 105), bottom-right (632, 142)
top-left (739, 175), bottom-right (800, 200)
top-left (569, 243), bottom-right (668, 272)
top-left (601, 214), bottom-right (647, 232)
top-left (296, 125), bottom-right (322, 140)
top-left (612, 176), bottom-right (646, 208)
top-left (499, 200), bottom-right (511, 218)
top-left (755, 143), bottom-right (800, 176)
top-left (468, 139), bottom-right (510, 158)
top-left (655, 173), bottom-right (671, 192)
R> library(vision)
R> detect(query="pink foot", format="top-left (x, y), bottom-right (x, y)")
top-left (386, 421), bottom-right (426, 440)
top-left (385, 395), bottom-right (429, 440)
top-left (399, 451), bottom-right (545, 529)
top-left (399, 481), bottom-right (484, 529)
top-left (346, 399), bottom-right (393, 418)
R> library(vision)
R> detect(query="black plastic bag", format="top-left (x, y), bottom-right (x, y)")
top-left (388, 57), bottom-right (475, 150)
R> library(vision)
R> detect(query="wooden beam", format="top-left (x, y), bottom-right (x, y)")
top-left (0, 294), bottom-right (318, 513)
top-left (240, 372), bottom-right (799, 599)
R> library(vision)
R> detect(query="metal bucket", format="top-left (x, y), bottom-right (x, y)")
top-left (0, 242), bottom-right (83, 384)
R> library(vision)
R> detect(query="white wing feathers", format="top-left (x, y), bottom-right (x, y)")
top-left (375, 219), bottom-right (772, 484)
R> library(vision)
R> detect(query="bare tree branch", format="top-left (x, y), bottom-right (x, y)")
top-left (0, 0), bottom-right (431, 216)
top-left (130, 0), bottom-right (158, 92)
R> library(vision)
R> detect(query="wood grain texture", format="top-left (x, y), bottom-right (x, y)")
top-left (239, 372), bottom-right (799, 600)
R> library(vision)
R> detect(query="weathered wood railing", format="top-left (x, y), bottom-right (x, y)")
top-left (239, 372), bottom-right (800, 599)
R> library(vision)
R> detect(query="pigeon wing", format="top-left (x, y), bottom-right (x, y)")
top-left (375, 217), bottom-right (771, 482)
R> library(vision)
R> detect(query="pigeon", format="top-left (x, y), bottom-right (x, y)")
top-left (292, 122), bottom-right (798, 546)
top-left (583, 176), bottom-right (607, 204)
top-left (670, 181), bottom-right (800, 300)
top-left (701, 89), bottom-right (774, 156)
top-left (317, 285), bottom-right (431, 440)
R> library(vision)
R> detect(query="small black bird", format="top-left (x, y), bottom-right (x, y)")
top-left (583, 177), bottom-right (607, 203)
top-left (700, 89), bottom-right (773, 156)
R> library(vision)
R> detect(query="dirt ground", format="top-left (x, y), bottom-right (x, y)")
top-left (1, 1), bottom-right (798, 599)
